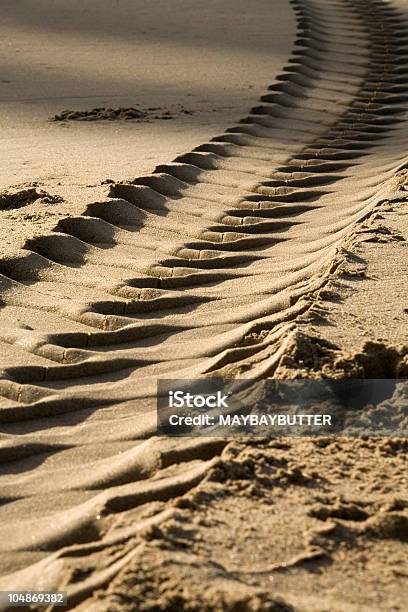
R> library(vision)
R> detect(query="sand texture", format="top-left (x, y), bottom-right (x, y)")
top-left (0, 0), bottom-right (407, 609)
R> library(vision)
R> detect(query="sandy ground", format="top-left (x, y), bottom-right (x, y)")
top-left (0, 0), bottom-right (407, 610)
top-left (76, 437), bottom-right (408, 612)
top-left (0, 0), bottom-right (294, 191)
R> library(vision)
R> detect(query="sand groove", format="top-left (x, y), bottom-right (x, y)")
top-left (0, 0), bottom-right (407, 600)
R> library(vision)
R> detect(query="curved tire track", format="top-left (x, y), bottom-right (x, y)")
top-left (0, 0), bottom-right (407, 601)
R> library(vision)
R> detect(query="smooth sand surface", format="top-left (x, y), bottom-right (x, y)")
top-left (0, 0), bottom-right (407, 609)
top-left (0, 0), bottom-right (294, 190)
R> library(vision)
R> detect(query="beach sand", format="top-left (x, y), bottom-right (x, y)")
top-left (0, 0), bottom-right (407, 609)
top-left (0, 0), bottom-right (294, 191)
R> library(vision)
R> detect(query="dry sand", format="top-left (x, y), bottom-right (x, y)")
top-left (0, 0), bottom-right (294, 190)
top-left (0, 0), bottom-right (407, 610)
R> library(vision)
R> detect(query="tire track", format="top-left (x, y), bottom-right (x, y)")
top-left (0, 0), bottom-right (407, 599)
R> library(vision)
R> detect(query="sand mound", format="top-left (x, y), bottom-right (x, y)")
top-left (53, 107), bottom-right (148, 122)
top-left (0, 188), bottom-right (62, 211)
top-left (53, 106), bottom-right (193, 122)
top-left (275, 331), bottom-right (408, 379)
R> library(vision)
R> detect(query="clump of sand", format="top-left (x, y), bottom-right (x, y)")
top-left (275, 330), bottom-right (408, 379)
top-left (53, 105), bottom-right (194, 122)
top-left (0, 187), bottom-right (63, 210)
top-left (53, 107), bottom-right (148, 122)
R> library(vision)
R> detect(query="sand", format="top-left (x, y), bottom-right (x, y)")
top-left (0, 0), bottom-right (407, 609)
top-left (75, 438), bottom-right (408, 612)
top-left (0, 0), bottom-right (294, 191)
